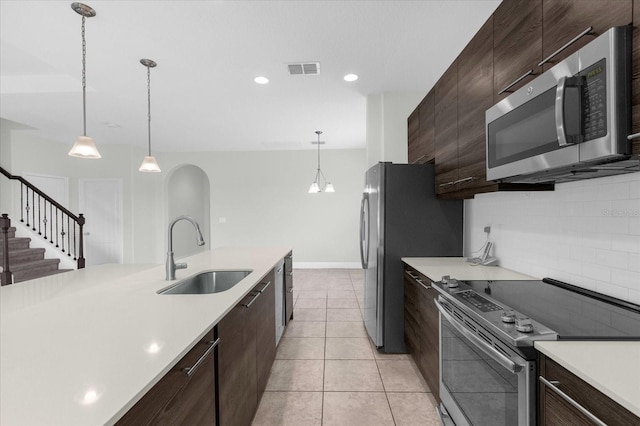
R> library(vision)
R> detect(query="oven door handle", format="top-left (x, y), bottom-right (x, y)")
top-left (435, 299), bottom-right (524, 374)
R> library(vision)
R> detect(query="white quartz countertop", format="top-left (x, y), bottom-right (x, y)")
top-left (401, 257), bottom-right (537, 281)
top-left (0, 246), bottom-right (291, 426)
top-left (535, 341), bottom-right (640, 417)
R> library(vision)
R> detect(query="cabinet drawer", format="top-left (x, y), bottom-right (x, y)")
top-left (116, 330), bottom-right (215, 426)
top-left (539, 354), bottom-right (639, 425)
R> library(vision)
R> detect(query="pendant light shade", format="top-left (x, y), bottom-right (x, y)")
top-left (308, 131), bottom-right (335, 193)
top-left (68, 136), bottom-right (101, 158)
top-left (68, 3), bottom-right (101, 159)
top-left (139, 58), bottom-right (161, 172)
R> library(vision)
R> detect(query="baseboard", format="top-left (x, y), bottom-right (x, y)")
top-left (293, 262), bottom-right (362, 269)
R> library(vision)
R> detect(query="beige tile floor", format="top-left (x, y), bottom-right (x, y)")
top-left (252, 269), bottom-right (441, 426)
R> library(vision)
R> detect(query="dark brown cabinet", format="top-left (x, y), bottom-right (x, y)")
top-left (632, 0), bottom-right (640, 153)
top-left (117, 331), bottom-right (217, 426)
top-left (403, 265), bottom-right (440, 402)
top-left (408, 92), bottom-right (435, 164)
top-left (538, 353), bottom-right (640, 425)
top-left (542, 0), bottom-right (633, 71)
top-left (434, 61), bottom-right (459, 196)
top-left (493, 0), bottom-right (543, 103)
top-left (456, 17), bottom-right (494, 196)
top-left (218, 271), bottom-right (276, 426)
top-left (284, 252), bottom-right (294, 325)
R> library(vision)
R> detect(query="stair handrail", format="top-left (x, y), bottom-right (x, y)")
top-left (0, 166), bottom-right (85, 269)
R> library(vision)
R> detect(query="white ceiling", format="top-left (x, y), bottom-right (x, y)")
top-left (0, 0), bottom-right (500, 152)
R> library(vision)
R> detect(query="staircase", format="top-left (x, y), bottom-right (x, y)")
top-left (0, 226), bottom-right (72, 284)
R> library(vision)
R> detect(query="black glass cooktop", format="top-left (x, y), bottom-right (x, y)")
top-left (461, 278), bottom-right (640, 340)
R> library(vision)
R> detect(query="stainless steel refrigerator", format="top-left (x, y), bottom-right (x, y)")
top-left (359, 162), bottom-right (463, 353)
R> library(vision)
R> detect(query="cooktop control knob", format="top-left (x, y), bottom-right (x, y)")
top-left (515, 318), bottom-right (534, 333)
top-left (501, 310), bottom-right (517, 323)
top-left (441, 275), bottom-right (459, 288)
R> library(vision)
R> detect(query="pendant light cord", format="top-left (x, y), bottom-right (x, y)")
top-left (81, 15), bottom-right (87, 137)
top-left (147, 65), bottom-right (152, 156)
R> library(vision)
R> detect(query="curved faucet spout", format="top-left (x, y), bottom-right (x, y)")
top-left (166, 215), bottom-right (206, 280)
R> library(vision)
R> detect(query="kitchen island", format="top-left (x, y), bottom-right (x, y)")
top-left (0, 246), bottom-right (291, 426)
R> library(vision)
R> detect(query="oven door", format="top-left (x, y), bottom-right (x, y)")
top-left (435, 297), bottom-right (535, 426)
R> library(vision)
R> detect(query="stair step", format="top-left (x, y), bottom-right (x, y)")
top-left (11, 259), bottom-right (61, 283)
top-left (4, 248), bottom-right (46, 266)
top-left (0, 226), bottom-right (17, 240)
top-left (0, 237), bottom-right (31, 252)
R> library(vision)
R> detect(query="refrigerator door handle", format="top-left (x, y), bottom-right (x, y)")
top-left (359, 195), bottom-right (369, 269)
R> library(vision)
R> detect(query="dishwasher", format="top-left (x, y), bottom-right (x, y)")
top-left (274, 259), bottom-right (285, 345)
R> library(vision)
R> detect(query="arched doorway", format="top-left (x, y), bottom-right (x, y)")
top-left (166, 164), bottom-right (211, 258)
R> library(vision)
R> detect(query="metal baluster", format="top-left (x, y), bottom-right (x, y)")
top-left (31, 190), bottom-right (35, 231)
top-left (49, 203), bottom-right (53, 243)
top-left (73, 221), bottom-right (77, 261)
top-left (43, 200), bottom-right (48, 240)
top-left (37, 194), bottom-right (42, 235)
top-left (20, 183), bottom-right (24, 222)
top-left (25, 188), bottom-right (30, 227)
top-left (55, 209), bottom-right (59, 248)
top-left (61, 214), bottom-right (66, 253)
top-left (67, 216), bottom-right (71, 256)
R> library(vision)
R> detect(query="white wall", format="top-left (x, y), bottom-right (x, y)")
top-left (465, 173), bottom-right (640, 304)
top-left (366, 92), bottom-right (423, 167)
top-left (1, 126), bottom-right (367, 267)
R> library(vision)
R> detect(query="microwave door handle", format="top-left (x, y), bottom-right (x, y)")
top-left (435, 298), bottom-right (523, 374)
top-left (555, 76), bottom-right (570, 146)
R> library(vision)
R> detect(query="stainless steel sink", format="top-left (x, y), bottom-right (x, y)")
top-left (158, 270), bottom-right (252, 295)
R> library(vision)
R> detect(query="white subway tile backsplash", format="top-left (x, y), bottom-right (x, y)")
top-left (465, 172), bottom-right (640, 304)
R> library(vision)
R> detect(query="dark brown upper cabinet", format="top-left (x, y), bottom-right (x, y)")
top-left (457, 17), bottom-right (494, 194)
top-left (408, 91), bottom-right (435, 164)
top-left (541, 0), bottom-right (633, 71)
top-left (493, 0), bottom-right (543, 103)
top-left (434, 61), bottom-right (459, 196)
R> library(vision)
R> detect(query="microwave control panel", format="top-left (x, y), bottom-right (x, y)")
top-left (580, 58), bottom-right (607, 142)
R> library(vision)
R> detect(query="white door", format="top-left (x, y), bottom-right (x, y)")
top-left (79, 179), bottom-right (123, 266)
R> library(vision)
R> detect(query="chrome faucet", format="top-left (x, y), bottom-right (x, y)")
top-left (166, 215), bottom-right (205, 280)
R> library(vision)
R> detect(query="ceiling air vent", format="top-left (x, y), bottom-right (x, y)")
top-left (287, 62), bottom-right (320, 75)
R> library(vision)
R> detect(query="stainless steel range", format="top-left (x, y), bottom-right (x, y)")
top-left (432, 276), bottom-right (640, 426)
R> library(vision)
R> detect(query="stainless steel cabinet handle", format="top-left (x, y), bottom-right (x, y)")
top-left (453, 176), bottom-right (474, 185)
top-left (628, 132), bottom-right (640, 140)
top-left (405, 270), bottom-right (431, 290)
top-left (405, 270), bottom-right (419, 280)
top-left (259, 281), bottom-right (271, 293)
top-left (497, 69), bottom-right (534, 95)
top-left (287, 288), bottom-right (294, 293)
top-left (288, 271), bottom-right (293, 277)
top-left (411, 155), bottom-right (427, 164)
top-left (435, 299), bottom-right (523, 373)
top-left (276, 267), bottom-right (283, 273)
top-left (538, 27), bottom-right (593, 67)
top-left (243, 291), bottom-right (261, 308)
top-left (439, 181), bottom-right (454, 188)
top-left (182, 338), bottom-right (219, 377)
top-left (539, 376), bottom-right (607, 426)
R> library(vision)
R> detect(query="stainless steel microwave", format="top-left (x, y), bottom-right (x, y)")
top-left (486, 26), bottom-right (634, 184)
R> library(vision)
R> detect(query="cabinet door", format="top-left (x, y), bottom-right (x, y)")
top-left (538, 354), bottom-right (639, 425)
top-left (284, 253), bottom-right (293, 324)
top-left (418, 91), bottom-right (436, 164)
top-left (116, 332), bottom-right (215, 426)
top-left (218, 297), bottom-right (257, 426)
top-left (408, 107), bottom-right (421, 163)
top-left (542, 0), bottom-right (632, 71)
top-left (493, 0), bottom-right (542, 103)
top-left (434, 61), bottom-right (459, 195)
top-left (418, 280), bottom-right (440, 403)
top-left (632, 0), bottom-right (640, 153)
top-left (457, 17), bottom-right (493, 194)
top-left (404, 273), bottom-right (422, 358)
top-left (255, 270), bottom-right (276, 400)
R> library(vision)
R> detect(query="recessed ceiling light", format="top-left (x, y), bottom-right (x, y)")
top-left (343, 73), bottom-right (359, 82)
top-left (254, 76), bottom-right (269, 84)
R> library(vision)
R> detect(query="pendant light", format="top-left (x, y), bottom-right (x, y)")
top-left (138, 59), bottom-right (161, 172)
top-left (308, 131), bottom-right (335, 193)
top-left (68, 2), bottom-right (101, 159)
